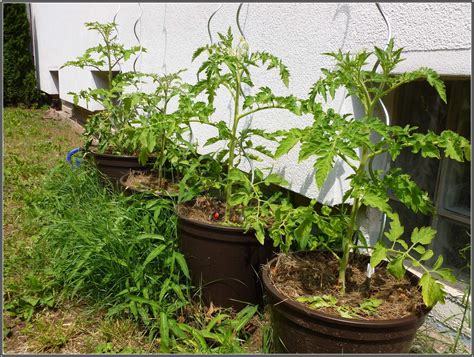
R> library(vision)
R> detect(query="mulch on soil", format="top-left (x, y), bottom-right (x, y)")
top-left (268, 251), bottom-right (425, 320)
top-left (123, 171), bottom-right (180, 195)
top-left (177, 196), bottom-right (246, 226)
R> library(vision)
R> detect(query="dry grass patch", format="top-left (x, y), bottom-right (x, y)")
top-left (4, 301), bottom-right (159, 354)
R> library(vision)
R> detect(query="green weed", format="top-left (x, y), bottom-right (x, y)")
top-left (29, 160), bottom-right (263, 352)
top-left (32, 161), bottom-right (189, 329)
top-left (162, 302), bottom-right (259, 353)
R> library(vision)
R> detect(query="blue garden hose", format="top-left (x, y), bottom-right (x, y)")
top-left (66, 147), bottom-right (82, 168)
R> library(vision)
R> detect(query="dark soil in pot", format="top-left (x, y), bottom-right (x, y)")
top-left (177, 197), bottom-right (275, 311)
top-left (86, 150), bottom-right (151, 184)
top-left (179, 196), bottom-right (246, 225)
top-left (262, 251), bottom-right (430, 353)
top-left (119, 170), bottom-right (180, 198)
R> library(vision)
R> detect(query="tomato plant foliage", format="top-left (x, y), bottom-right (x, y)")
top-left (62, 22), bottom-right (147, 155)
top-left (184, 28), bottom-right (303, 227)
top-left (272, 39), bottom-right (470, 307)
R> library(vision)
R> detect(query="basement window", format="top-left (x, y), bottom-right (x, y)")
top-left (49, 68), bottom-right (59, 94)
top-left (91, 69), bottom-right (121, 106)
top-left (387, 79), bottom-right (471, 283)
top-left (90, 69), bottom-right (121, 89)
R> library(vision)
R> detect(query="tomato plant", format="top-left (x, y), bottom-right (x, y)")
top-left (188, 28), bottom-right (303, 233)
top-left (273, 39), bottom-right (471, 307)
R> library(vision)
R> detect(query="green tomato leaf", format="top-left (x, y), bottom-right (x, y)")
top-left (274, 134), bottom-right (300, 159)
top-left (387, 257), bottom-right (405, 279)
top-left (314, 153), bottom-right (335, 189)
top-left (419, 272), bottom-right (445, 307)
top-left (264, 173), bottom-right (288, 187)
top-left (419, 249), bottom-right (434, 261)
top-left (228, 191), bottom-right (250, 206)
top-left (396, 239), bottom-right (409, 250)
top-left (370, 241), bottom-right (387, 268)
top-left (359, 298), bottom-right (383, 313)
top-left (294, 214), bottom-right (314, 250)
top-left (254, 221), bottom-right (266, 245)
top-left (410, 226), bottom-right (437, 245)
top-left (336, 307), bottom-right (355, 319)
top-left (296, 295), bottom-right (337, 309)
top-left (362, 192), bottom-right (391, 214)
top-left (432, 255), bottom-right (444, 271)
top-left (413, 245), bottom-right (426, 255)
top-left (435, 268), bottom-right (456, 284)
top-left (227, 168), bottom-right (248, 183)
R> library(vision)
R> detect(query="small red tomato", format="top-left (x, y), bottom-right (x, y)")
top-left (213, 212), bottom-right (219, 220)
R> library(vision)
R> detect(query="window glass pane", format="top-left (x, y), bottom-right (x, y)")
top-left (391, 81), bottom-right (450, 198)
top-left (441, 159), bottom-right (470, 217)
top-left (388, 80), bottom-right (471, 281)
top-left (431, 218), bottom-right (470, 283)
top-left (440, 81), bottom-right (470, 218)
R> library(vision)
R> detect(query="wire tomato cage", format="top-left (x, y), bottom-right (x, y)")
top-left (206, 3), bottom-right (256, 184)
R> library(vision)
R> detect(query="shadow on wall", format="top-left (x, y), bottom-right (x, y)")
top-left (298, 161), bottom-right (346, 205)
top-left (333, 3), bottom-right (351, 51)
top-left (161, 3), bottom-right (168, 73)
top-left (32, 12), bottom-right (41, 88)
top-left (332, 4), bottom-right (352, 115)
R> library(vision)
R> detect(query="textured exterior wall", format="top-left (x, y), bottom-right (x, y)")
top-left (30, 2), bottom-right (471, 202)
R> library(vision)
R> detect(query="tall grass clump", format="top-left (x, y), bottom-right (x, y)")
top-left (30, 161), bottom-right (258, 352)
top-left (32, 161), bottom-right (190, 334)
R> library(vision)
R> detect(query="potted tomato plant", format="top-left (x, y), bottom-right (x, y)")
top-left (176, 28), bottom-right (303, 310)
top-left (262, 40), bottom-right (471, 353)
top-left (62, 21), bottom-right (150, 182)
top-left (119, 70), bottom-right (205, 198)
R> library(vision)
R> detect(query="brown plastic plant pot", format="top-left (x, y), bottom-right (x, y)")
top-left (87, 151), bottom-right (150, 184)
top-left (177, 211), bottom-right (275, 311)
top-left (261, 253), bottom-right (431, 354)
top-left (119, 171), bottom-right (180, 199)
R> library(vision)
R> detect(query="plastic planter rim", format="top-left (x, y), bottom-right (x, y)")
top-left (177, 209), bottom-right (266, 246)
top-left (86, 150), bottom-right (141, 160)
top-left (262, 253), bottom-right (431, 329)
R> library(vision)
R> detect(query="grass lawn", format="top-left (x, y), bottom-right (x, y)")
top-left (3, 108), bottom-right (161, 353)
top-left (2, 108), bottom-right (468, 354)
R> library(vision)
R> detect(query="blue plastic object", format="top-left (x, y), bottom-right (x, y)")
top-left (66, 148), bottom-right (82, 168)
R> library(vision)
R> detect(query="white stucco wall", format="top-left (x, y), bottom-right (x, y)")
top-left (30, 2), bottom-right (471, 203)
